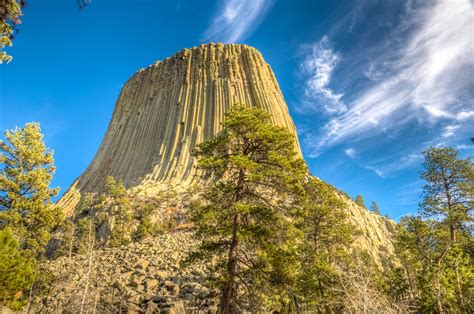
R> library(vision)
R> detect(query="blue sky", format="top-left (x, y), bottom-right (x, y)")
top-left (1, 0), bottom-right (473, 220)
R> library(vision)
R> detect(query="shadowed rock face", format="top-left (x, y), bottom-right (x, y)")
top-left (59, 43), bottom-right (394, 262)
top-left (76, 43), bottom-right (301, 193)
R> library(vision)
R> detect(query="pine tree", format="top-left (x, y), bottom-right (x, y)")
top-left (104, 176), bottom-right (133, 246)
top-left (419, 147), bottom-right (473, 311)
top-left (393, 147), bottom-right (473, 312)
top-left (0, 0), bottom-right (25, 63)
top-left (371, 201), bottom-right (381, 215)
top-left (395, 216), bottom-right (469, 312)
top-left (0, 227), bottom-right (33, 310)
top-left (420, 147), bottom-right (473, 245)
top-left (188, 106), bottom-right (307, 313)
top-left (133, 199), bottom-right (162, 241)
top-left (296, 178), bottom-right (355, 311)
top-left (0, 122), bottom-right (61, 258)
top-left (355, 194), bottom-right (366, 208)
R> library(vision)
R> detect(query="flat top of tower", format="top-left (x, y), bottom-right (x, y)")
top-left (135, 43), bottom-right (263, 74)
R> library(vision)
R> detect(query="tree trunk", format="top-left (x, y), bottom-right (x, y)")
top-left (69, 214), bottom-right (75, 259)
top-left (436, 266), bottom-right (444, 314)
top-left (454, 263), bottom-right (465, 311)
top-left (401, 255), bottom-right (416, 299)
top-left (219, 212), bottom-right (240, 314)
top-left (80, 218), bottom-right (95, 314)
top-left (26, 269), bottom-right (37, 314)
top-left (449, 224), bottom-right (456, 246)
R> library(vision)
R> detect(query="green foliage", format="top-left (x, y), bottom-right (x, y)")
top-left (55, 192), bottom-right (97, 255)
top-left (188, 106), bottom-right (307, 312)
top-left (0, 122), bottom-right (61, 258)
top-left (133, 200), bottom-right (162, 241)
top-left (104, 176), bottom-right (126, 198)
top-left (103, 176), bottom-right (133, 246)
top-left (0, 227), bottom-right (33, 310)
top-left (0, 0), bottom-right (24, 63)
top-left (420, 147), bottom-right (473, 244)
top-left (76, 216), bottom-right (96, 254)
top-left (355, 194), bottom-right (366, 208)
top-left (381, 265), bottom-right (410, 303)
top-left (371, 201), bottom-right (381, 215)
top-left (392, 147), bottom-right (473, 313)
top-left (58, 178), bottom-right (170, 254)
top-left (0, 122), bottom-right (64, 311)
top-left (395, 216), bottom-right (473, 312)
top-left (295, 178), bottom-right (355, 311)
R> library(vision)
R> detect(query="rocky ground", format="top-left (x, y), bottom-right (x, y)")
top-left (31, 230), bottom-right (219, 313)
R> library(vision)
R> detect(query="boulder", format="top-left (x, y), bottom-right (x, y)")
top-left (136, 258), bottom-right (150, 269)
top-left (145, 278), bottom-right (159, 290)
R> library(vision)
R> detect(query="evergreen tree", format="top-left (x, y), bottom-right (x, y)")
top-left (104, 176), bottom-right (126, 198)
top-left (371, 201), bottom-right (381, 215)
top-left (104, 176), bottom-right (133, 246)
top-left (296, 178), bottom-right (355, 311)
top-left (188, 106), bottom-right (307, 313)
top-left (420, 147), bottom-right (473, 245)
top-left (0, 0), bottom-right (25, 63)
top-left (396, 216), bottom-right (474, 312)
top-left (355, 194), bottom-right (366, 208)
top-left (0, 227), bottom-right (33, 310)
top-left (393, 147), bottom-right (473, 312)
top-left (0, 122), bottom-right (61, 258)
top-left (419, 147), bottom-right (473, 311)
top-left (69, 192), bottom-right (97, 254)
top-left (382, 264), bottom-right (410, 304)
top-left (133, 199), bottom-right (162, 241)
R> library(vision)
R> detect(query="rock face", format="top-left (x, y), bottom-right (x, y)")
top-left (59, 43), bottom-right (394, 261)
top-left (71, 43), bottom-right (300, 194)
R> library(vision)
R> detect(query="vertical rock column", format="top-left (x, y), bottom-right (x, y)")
top-left (75, 43), bottom-right (302, 193)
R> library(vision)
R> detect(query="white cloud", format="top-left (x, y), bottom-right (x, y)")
top-left (202, 0), bottom-right (274, 43)
top-left (344, 148), bottom-right (356, 158)
top-left (364, 153), bottom-right (422, 178)
top-left (456, 144), bottom-right (474, 150)
top-left (299, 37), bottom-right (346, 114)
top-left (304, 0), bottom-right (474, 154)
top-left (456, 111), bottom-right (474, 121)
top-left (442, 124), bottom-right (461, 138)
top-left (363, 165), bottom-right (385, 178)
top-left (363, 63), bottom-right (386, 81)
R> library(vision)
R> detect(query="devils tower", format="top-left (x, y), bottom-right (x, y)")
top-left (58, 43), bottom-right (393, 260)
top-left (60, 44), bottom-right (300, 201)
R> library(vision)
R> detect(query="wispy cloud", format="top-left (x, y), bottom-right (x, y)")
top-left (363, 165), bottom-right (385, 178)
top-left (392, 180), bottom-right (424, 209)
top-left (299, 37), bottom-right (346, 114)
top-left (202, 0), bottom-right (274, 43)
top-left (301, 0), bottom-right (474, 154)
top-left (456, 144), bottom-right (474, 150)
top-left (344, 148), bottom-right (356, 158)
top-left (364, 153), bottom-right (422, 178)
top-left (442, 124), bottom-right (461, 138)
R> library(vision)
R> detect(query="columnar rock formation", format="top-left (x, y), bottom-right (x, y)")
top-left (80, 43), bottom-right (300, 192)
top-left (59, 43), bottom-right (394, 261)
